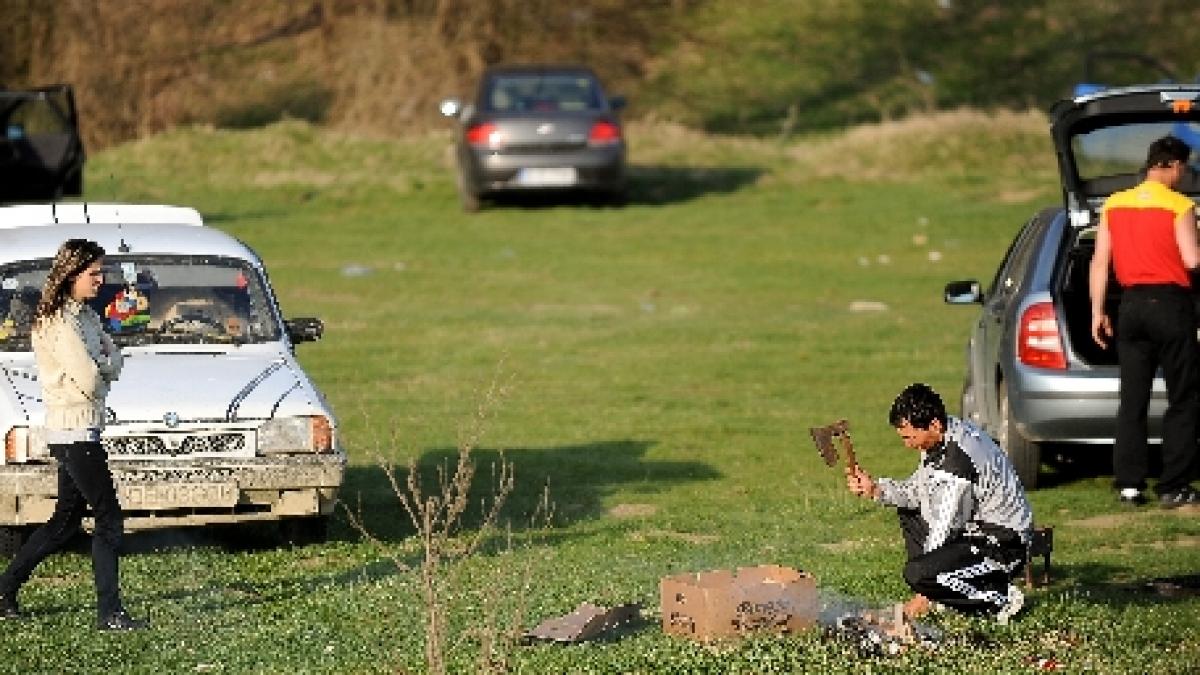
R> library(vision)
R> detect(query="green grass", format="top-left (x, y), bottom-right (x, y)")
top-left (2, 113), bottom-right (1197, 673)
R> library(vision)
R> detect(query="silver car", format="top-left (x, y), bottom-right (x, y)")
top-left (944, 84), bottom-right (1200, 488)
top-left (0, 203), bottom-right (345, 554)
top-left (440, 64), bottom-right (627, 211)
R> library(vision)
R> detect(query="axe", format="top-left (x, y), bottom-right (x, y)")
top-left (809, 419), bottom-right (859, 471)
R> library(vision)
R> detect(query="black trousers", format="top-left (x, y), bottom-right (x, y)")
top-left (0, 442), bottom-right (125, 618)
top-left (1115, 285), bottom-right (1200, 495)
top-left (898, 509), bottom-right (1025, 615)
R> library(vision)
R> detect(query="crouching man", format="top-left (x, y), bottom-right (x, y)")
top-left (846, 383), bottom-right (1033, 623)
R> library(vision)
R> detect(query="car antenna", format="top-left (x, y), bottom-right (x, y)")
top-left (114, 205), bottom-right (130, 253)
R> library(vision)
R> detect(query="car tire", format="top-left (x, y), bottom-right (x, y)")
top-left (960, 379), bottom-right (977, 425)
top-left (456, 169), bottom-right (482, 213)
top-left (0, 526), bottom-right (29, 559)
top-left (998, 386), bottom-right (1041, 489)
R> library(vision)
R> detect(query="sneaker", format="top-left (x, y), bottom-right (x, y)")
top-left (1118, 488), bottom-right (1147, 507)
top-left (996, 584), bottom-right (1025, 625)
top-left (0, 593), bottom-right (19, 620)
top-left (1159, 486), bottom-right (1200, 509)
top-left (97, 609), bottom-right (147, 631)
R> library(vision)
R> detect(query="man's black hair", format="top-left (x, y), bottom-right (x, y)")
top-left (1144, 135), bottom-right (1191, 170)
top-left (888, 382), bottom-right (947, 430)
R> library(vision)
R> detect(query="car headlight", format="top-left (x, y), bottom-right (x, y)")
top-left (3, 426), bottom-right (49, 464)
top-left (257, 416), bottom-right (334, 454)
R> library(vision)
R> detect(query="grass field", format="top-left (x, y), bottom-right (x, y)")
top-left (2, 111), bottom-right (1198, 673)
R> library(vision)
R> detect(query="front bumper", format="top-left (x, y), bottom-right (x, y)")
top-left (0, 453), bottom-right (346, 530)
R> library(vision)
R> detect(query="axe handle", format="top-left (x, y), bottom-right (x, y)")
top-left (840, 434), bottom-right (859, 471)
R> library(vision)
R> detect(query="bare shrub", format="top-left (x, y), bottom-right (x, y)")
top-left (344, 365), bottom-right (551, 674)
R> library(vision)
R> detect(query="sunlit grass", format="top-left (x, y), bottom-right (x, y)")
top-left (2, 114), bottom-right (1193, 673)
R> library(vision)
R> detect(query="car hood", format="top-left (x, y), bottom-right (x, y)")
top-left (1049, 85), bottom-right (1200, 224)
top-left (1, 349), bottom-right (327, 426)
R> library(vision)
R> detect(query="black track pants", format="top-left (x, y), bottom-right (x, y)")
top-left (1114, 284), bottom-right (1200, 494)
top-left (0, 442), bottom-right (125, 618)
top-left (897, 509), bottom-right (1025, 615)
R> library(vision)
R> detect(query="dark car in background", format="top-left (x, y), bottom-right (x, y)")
top-left (0, 84), bottom-right (85, 202)
top-left (439, 65), bottom-right (626, 212)
top-left (943, 85), bottom-right (1200, 488)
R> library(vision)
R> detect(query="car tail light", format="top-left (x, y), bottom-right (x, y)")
top-left (1017, 302), bottom-right (1067, 370)
top-left (466, 122), bottom-right (501, 148)
top-left (588, 121), bottom-right (621, 146)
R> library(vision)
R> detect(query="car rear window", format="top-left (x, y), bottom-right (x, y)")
top-left (1072, 121), bottom-right (1200, 181)
top-left (483, 74), bottom-right (605, 113)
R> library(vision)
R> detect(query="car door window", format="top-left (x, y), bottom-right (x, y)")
top-left (986, 219), bottom-right (1041, 302)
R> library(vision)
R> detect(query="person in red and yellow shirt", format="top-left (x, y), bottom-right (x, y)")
top-left (1090, 135), bottom-right (1200, 508)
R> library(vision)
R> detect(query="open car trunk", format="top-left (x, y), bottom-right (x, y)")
top-left (1058, 228), bottom-right (1121, 367)
top-left (1059, 223), bottom-right (1200, 368)
top-left (0, 84), bottom-right (84, 201)
top-left (1050, 86), bottom-right (1200, 369)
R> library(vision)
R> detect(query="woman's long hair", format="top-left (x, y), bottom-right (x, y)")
top-left (35, 238), bottom-right (105, 323)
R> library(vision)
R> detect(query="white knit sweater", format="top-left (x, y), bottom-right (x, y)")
top-left (32, 299), bottom-right (123, 431)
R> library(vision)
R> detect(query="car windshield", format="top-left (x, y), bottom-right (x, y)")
top-left (483, 73), bottom-right (604, 113)
top-left (0, 255), bottom-right (281, 350)
top-left (1072, 120), bottom-right (1200, 180)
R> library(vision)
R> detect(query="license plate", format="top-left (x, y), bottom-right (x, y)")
top-left (514, 167), bottom-right (577, 187)
top-left (118, 482), bottom-right (239, 509)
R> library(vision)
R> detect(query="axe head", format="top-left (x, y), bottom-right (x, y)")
top-left (809, 419), bottom-right (850, 466)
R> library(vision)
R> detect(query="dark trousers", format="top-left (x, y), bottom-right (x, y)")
top-left (898, 509), bottom-right (1024, 615)
top-left (1115, 285), bottom-right (1200, 495)
top-left (0, 442), bottom-right (125, 618)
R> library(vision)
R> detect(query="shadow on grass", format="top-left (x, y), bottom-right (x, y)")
top-left (625, 164), bottom-right (763, 205)
top-left (339, 438), bottom-right (722, 543)
top-left (1037, 561), bottom-right (1200, 609)
top-left (479, 164), bottom-right (762, 210)
top-left (1038, 443), bottom-right (1167, 490)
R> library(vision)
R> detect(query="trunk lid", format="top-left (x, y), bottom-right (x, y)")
top-left (1049, 85), bottom-right (1200, 227)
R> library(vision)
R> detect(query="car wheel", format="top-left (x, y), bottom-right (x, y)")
top-left (998, 385), bottom-right (1041, 489)
top-left (960, 379), bottom-right (977, 424)
top-left (0, 526), bottom-right (29, 559)
top-left (456, 169), bottom-right (482, 213)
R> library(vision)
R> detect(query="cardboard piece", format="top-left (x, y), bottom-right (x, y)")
top-left (523, 602), bottom-right (641, 643)
top-left (661, 564), bottom-right (818, 640)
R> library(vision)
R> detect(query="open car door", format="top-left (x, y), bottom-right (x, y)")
top-left (0, 84), bottom-right (85, 203)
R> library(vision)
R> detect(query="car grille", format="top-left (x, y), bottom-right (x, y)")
top-left (103, 433), bottom-right (248, 457)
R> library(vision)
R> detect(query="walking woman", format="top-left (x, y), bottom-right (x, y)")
top-left (0, 239), bottom-right (145, 630)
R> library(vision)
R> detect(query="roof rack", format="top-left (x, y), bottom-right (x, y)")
top-left (0, 203), bottom-right (204, 229)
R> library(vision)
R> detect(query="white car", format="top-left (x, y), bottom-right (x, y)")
top-left (0, 203), bottom-right (345, 554)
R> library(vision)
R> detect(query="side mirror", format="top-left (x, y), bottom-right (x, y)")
top-left (285, 317), bottom-right (324, 343)
top-left (439, 98), bottom-right (462, 118)
top-left (609, 95), bottom-right (627, 112)
top-left (944, 280), bottom-right (983, 304)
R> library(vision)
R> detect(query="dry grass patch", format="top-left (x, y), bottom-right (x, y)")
top-left (607, 503), bottom-right (658, 519)
top-left (783, 108), bottom-right (1056, 185)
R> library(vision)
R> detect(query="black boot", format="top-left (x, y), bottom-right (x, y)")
top-left (97, 608), bottom-right (147, 631)
top-left (0, 592), bottom-right (20, 620)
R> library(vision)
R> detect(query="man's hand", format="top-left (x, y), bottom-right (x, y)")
top-left (846, 464), bottom-right (877, 500)
top-left (1091, 311), bottom-right (1112, 349)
